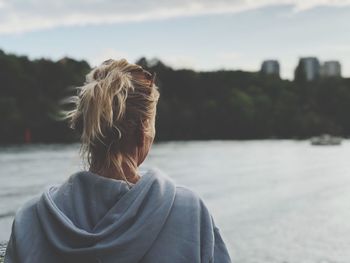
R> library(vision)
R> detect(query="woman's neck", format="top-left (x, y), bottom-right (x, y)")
top-left (89, 162), bottom-right (140, 184)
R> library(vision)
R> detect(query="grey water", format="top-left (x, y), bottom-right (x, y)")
top-left (0, 140), bottom-right (349, 263)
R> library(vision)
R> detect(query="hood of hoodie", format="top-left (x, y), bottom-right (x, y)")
top-left (36, 168), bottom-right (176, 263)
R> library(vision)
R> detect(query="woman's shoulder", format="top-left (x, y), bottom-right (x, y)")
top-left (173, 185), bottom-right (211, 214)
top-left (145, 167), bottom-right (210, 211)
top-left (11, 195), bottom-right (41, 233)
top-left (175, 185), bottom-right (202, 201)
top-left (13, 183), bottom-right (60, 223)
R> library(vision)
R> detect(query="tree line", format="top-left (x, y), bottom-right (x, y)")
top-left (1, 50), bottom-right (350, 143)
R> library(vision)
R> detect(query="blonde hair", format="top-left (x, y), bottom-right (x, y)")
top-left (65, 59), bottom-right (159, 183)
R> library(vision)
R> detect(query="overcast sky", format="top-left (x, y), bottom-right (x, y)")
top-left (0, 0), bottom-right (350, 79)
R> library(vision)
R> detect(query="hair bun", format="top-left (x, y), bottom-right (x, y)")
top-left (64, 58), bottom-right (159, 182)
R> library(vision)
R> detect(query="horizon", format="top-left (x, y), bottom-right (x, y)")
top-left (0, 1), bottom-right (350, 79)
top-left (1, 48), bottom-right (347, 81)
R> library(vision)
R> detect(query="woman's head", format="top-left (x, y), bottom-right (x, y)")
top-left (66, 59), bottom-right (159, 182)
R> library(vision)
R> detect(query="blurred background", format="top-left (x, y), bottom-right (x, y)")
top-left (1, 0), bottom-right (350, 262)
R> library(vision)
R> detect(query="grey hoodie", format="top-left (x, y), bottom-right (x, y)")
top-left (5, 167), bottom-right (231, 263)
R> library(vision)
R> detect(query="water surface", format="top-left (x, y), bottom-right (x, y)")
top-left (1, 140), bottom-right (349, 262)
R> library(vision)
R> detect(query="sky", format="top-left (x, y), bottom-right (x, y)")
top-left (0, 0), bottom-right (350, 79)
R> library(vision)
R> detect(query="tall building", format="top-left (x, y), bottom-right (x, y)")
top-left (320, 61), bottom-right (341, 78)
top-left (295, 57), bottom-right (321, 81)
top-left (261, 60), bottom-right (280, 77)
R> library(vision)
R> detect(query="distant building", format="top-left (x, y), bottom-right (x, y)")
top-left (295, 57), bottom-right (321, 81)
top-left (261, 60), bottom-right (280, 77)
top-left (320, 61), bottom-right (341, 78)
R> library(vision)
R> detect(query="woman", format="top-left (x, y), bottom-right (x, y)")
top-left (5, 59), bottom-right (232, 263)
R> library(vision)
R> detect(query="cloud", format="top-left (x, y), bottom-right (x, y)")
top-left (1, 0), bottom-right (350, 34)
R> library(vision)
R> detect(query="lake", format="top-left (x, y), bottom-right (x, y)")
top-left (0, 140), bottom-right (349, 262)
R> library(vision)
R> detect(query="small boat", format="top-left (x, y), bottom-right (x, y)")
top-left (310, 134), bottom-right (342, 146)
